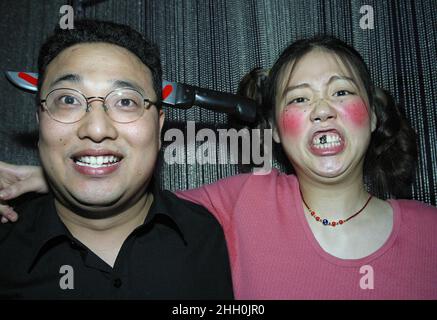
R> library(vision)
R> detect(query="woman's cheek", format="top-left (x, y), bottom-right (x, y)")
top-left (341, 99), bottom-right (370, 128)
top-left (278, 108), bottom-right (306, 138)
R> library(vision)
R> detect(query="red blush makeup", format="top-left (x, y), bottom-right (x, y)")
top-left (280, 108), bottom-right (305, 137)
top-left (342, 99), bottom-right (369, 127)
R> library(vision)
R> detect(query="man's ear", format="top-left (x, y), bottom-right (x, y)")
top-left (35, 111), bottom-right (40, 148)
top-left (158, 109), bottom-right (165, 150)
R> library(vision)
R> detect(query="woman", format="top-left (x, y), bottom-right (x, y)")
top-left (1, 35), bottom-right (437, 299)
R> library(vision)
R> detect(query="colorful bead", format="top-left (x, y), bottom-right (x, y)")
top-left (315, 216), bottom-right (320, 221)
top-left (311, 211), bottom-right (315, 216)
top-left (339, 220), bottom-right (344, 225)
top-left (322, 219), bottom-right (329, 225)
top-left (332, 222), bottom-right (337, 227)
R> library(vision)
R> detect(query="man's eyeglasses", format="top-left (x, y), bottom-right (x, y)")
top-left (39, 87), bottom-right (158, 124)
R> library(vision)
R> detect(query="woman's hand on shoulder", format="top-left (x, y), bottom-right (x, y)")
top-left (0, 161), bottom-right (48, 223)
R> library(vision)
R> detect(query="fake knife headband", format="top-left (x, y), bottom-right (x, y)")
top-left (5, 71), bottom-right (257, 123)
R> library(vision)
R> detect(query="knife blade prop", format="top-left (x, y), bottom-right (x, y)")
top-left (6, 71), bottom-right (256, 122)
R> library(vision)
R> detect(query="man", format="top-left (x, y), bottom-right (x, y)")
top-left (0, 20), bottom-right (233, 299)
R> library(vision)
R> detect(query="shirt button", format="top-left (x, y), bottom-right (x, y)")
top-left (113, 278), bottom-right (122, 288)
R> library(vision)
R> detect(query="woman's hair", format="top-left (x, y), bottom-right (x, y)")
top-left (364, 87), bottom-right (418, 198)
top-left (237, 68), bottom-right (294, 173)
top-left (236, 68), bottom-right (270, 133)
top-left (257, 34), bottom-right (418, 198)
top-left (237, 68), bottom-right (269, 105)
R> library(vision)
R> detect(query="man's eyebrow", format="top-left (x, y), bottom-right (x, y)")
top-left (49, 73), bottom-right (82, 88)
top-left (49, 76), bottom-right (146, 94)
top-left (111, 80), bottom-right (144, 93)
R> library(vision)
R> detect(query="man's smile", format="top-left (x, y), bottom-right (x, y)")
top-left (70, 149), bottom-right (124, 175)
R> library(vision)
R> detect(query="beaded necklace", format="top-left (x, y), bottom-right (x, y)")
top-left (301, 192), bottom-right (373, 227)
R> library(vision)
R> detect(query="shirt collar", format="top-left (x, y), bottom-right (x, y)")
top-left (28, 194), bottom-right (74, 272)
top-left (28, 181), bottom-right (188, 271)
top-left (141, 180), bottom-right (188, 244)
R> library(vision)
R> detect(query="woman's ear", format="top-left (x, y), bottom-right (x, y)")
top-left (370, 109), bottom-right (377, 133)
top-left (371, 87), bottom-right (387, 133)
top-left (271, 117), bottom-right (281, 143)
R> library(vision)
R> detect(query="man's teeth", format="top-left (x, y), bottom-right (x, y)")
top-left (312, 134), bottom-right (342, 149)
top-left (75, 155), bottom-right (120, 167)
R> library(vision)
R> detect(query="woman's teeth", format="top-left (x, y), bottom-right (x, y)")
top-left (312, 134), bottom-right (342, 149)
top-left (74, 155), bottom-right (120, 167)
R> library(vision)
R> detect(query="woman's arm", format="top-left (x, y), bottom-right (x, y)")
top-left (0, 161), bottom-right (48, 223)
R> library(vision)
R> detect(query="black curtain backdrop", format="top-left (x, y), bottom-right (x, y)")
top-left (0, 0), bottom-right (436, 206)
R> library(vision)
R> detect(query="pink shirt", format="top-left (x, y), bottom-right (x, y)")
top-left (176, 169), bottom-right (437, 299)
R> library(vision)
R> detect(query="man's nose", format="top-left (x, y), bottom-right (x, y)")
top-left (77, 101), bottom-right (118, 142)
top-left (310, 99), bottom-right (337, 123)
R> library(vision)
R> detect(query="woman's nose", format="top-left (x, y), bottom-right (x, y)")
top-left (310, 99), bottom-right (337, 123)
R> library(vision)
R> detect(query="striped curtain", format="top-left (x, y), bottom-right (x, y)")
top-left (0, 0), bottom-right (435, 206)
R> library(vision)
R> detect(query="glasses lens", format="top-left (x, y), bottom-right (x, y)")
top-left (105, 89), bottom-right (146, 123)
top-left (46, 89), bottom-right (86, 123)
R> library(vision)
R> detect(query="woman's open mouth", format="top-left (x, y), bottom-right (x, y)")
top-left (309, 129), bottom-right (345, 156)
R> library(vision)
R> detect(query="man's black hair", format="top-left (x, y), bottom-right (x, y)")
top-left (37, 19), bottom-right (162, 108)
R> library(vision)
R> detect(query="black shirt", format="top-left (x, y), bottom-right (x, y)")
top-left (0, 187), bottom-right (234, 299)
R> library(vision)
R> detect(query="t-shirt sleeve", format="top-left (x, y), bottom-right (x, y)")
top-left (175, 173), bottom-right (253, 227)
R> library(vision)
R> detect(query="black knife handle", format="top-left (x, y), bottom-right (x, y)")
top-left (194, 87), bottom-right (257, 122)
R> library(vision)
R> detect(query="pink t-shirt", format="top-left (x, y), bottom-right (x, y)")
top-left (176, 169), bottom-right (437, 299)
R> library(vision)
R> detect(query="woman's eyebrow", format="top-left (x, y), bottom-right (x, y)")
top-left (327, 75), bottom-right (357, 85)
top-left (282, 75), bottom-right (358, 98)
top-left (282, 83), bottom-right (310, 98)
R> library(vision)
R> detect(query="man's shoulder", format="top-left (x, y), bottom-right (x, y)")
top-left (157, 189), bottom-right (224, 233)
top-left (159, 189), bottom-right (217, 219)
top-left (0, 194), bottom-right (52, 241)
